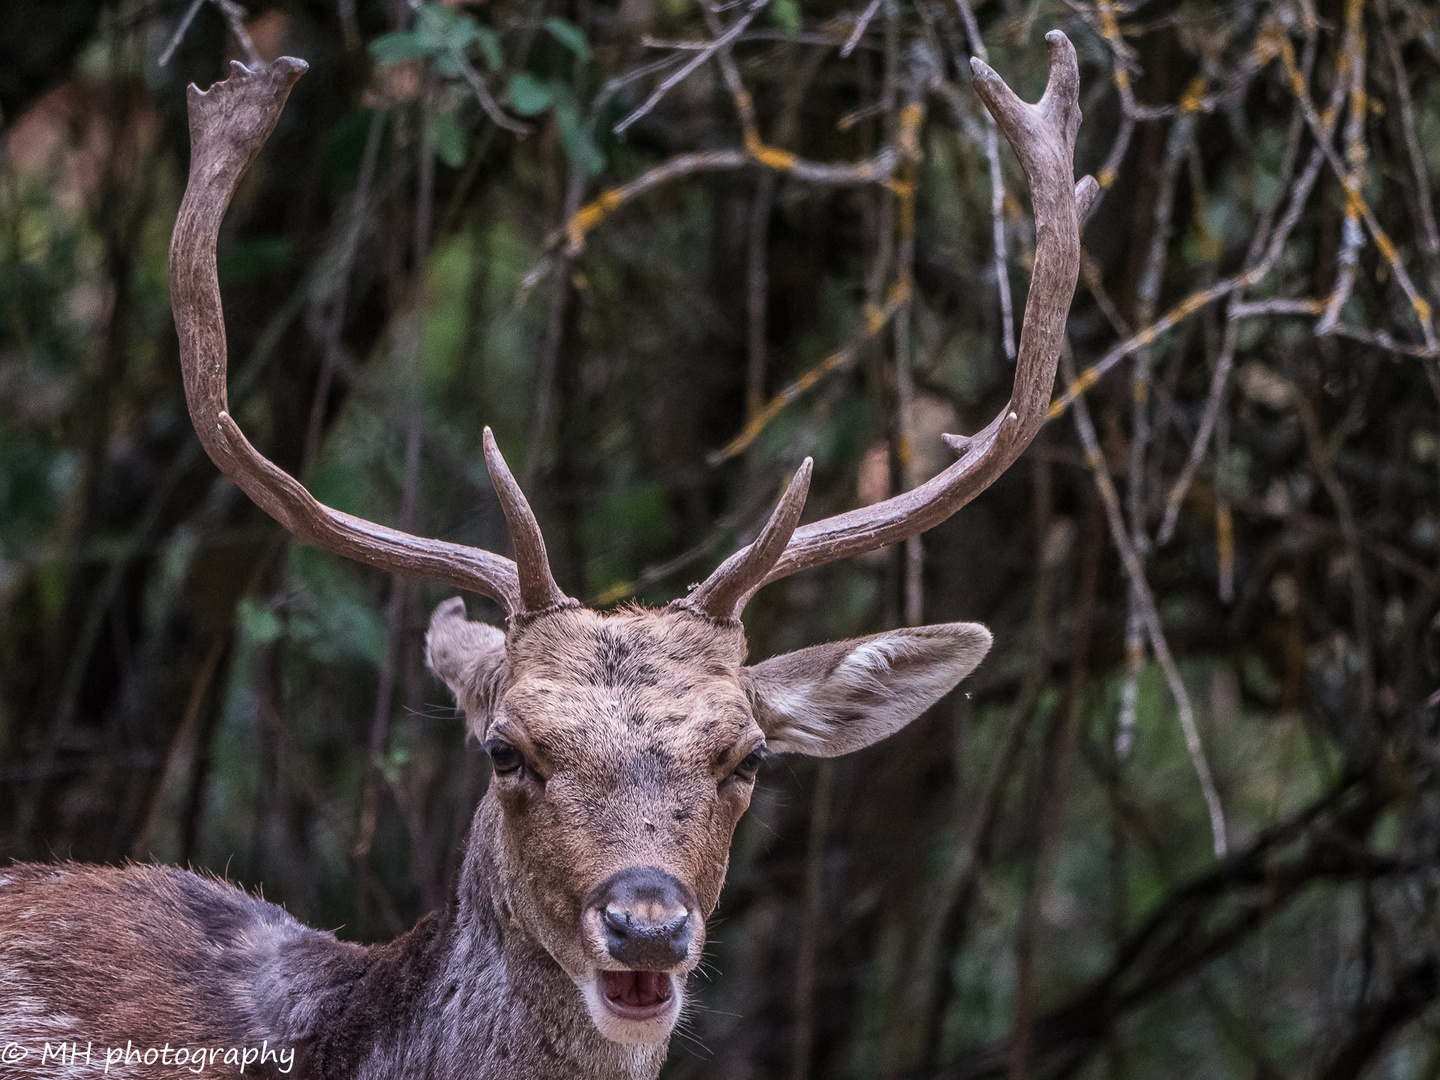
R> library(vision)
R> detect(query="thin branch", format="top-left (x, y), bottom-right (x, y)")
top-left (453, 47), bottom-right (533, 137)
top-left (841, 0), bottom-right (884, 58)
top-left (159, 0), bottom-right (263, 70)
top-left (1062, 345), bottom-right (1228, 858)
top-left (614, 0), bottom-right (772, 135)
top-left (953, 0), bottom-right (1015, 359)
top-left (158, 0), bottom-right (207, 67)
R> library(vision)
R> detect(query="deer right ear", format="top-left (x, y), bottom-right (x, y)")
top-left (741, 623), bottom-right (992, 757)
top-left (426, 597), bottom-right (508, 739)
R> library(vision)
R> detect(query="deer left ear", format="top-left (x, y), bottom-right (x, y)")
top-left (741, 623), bottom-right (992, 757)
top-left (426, 597), bottom-right (508, 739)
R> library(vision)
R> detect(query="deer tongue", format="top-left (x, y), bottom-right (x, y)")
top-left (603, 970), bottom-right (672, 1008)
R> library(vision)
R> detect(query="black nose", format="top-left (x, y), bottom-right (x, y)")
top-left (585, 866), bottom-right (697, 970)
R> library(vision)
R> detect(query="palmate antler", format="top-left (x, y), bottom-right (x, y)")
top-left (169, 35), bottom-right (1092, 623)
top-left (169, 58), bottom-right (572, 620)
top-left (682, 31), bottom-right (1100, 618)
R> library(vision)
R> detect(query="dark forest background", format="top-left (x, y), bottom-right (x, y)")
top-left (4, 0), bottom-right (1440, 1076)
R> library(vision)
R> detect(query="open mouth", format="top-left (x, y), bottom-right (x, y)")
top-left (600, 970), bottom-right (675, 1020)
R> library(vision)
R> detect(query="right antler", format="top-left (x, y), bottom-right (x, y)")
top-left (169, 58), bottom-right (571, 620)
top-left (684, 31), bottom-right (1098, 619)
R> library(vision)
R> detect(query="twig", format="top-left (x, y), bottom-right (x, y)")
top-left (160, 0), bottom-right (263, 70)
top-left (558, 41), bottom-right (918, 259)
top-left (1156, 320), bottom-right (1237, 544)
top-left (1112, 111), bottom-right (1191, 724)
top-left (1315, 0), bottom-right (1368, 335)
top-left (614, 0), bottom-right (772, 135)
top-left (1378, 0), bottom-right (1440, 299)
top-left (1063, 345), bottom-right (1228, 858)
top-left (747, 170), bottom-right (776, 420)
top-left (709, 278), bottom-right (911, 463)
top-left (158, 0), bottom-right (207, 67)
top-left (452, 47), bottom-right (532, 137)
top-left (523, 168), bottom-right (587, 487)
top-left (953, 0), bottom-right (1015, 359)
top-left (743, 44), bottom-right (826, 420)
top-left (1275, 29), bottom-right (1439, 356)
top-left (1050, 62), bottom-right (1345, 422)
top-left (841, 0), bottom-right (884, 58)
top-left (213, 0), bottom-right (262, 68)
top-left (1152, 48), bottom-right (1340, 543)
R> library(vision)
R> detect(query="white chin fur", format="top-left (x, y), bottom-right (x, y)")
top-left (578, 972), bottom-right (683, 1045)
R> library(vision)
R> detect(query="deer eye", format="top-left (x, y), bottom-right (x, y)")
top-left (484, 738), bottom-right (524, 776)
top-left (731, 748), bottom-right (767, 783)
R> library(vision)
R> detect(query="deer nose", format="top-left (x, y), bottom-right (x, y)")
top-left (585, 866), bottom-right (697, 970)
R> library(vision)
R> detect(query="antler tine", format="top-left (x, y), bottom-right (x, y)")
top-left (681, 459), bottom-right (813, 620)
top-left (482, 428), bottom-right (573, 615)
top-left (169, 58), bottom-right (539, 619)
top-left (713, 31), bottom-right (1090, 598)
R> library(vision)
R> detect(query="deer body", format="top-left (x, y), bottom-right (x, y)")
top-left (2, 31), bottom-right (1092, 1080)
top-left (0, 837), bottom-right (663, 1080)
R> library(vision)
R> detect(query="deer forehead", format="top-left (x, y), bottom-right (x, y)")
top-left (498, 607), bottom-right (757, 766)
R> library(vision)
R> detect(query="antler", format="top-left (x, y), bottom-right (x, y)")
top-left (168, 59), bottom-right (572, 620)
top-left (680, 459), bottom-right (813, 620)
top-left (684, 31), bottom-right (1096, 614)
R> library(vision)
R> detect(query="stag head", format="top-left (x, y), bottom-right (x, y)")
top-left (168, 33), bottom-right (1091, 1048)
top-left (425, 594), bottom-right (990, 1042)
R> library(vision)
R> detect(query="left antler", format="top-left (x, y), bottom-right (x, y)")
top-left (168, 59), bottom-right (572, 621)
top-left (685, 30), bottom-right (1099, 618)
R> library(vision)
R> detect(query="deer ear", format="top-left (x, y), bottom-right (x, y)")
top-left (426, 597), bottom-right (508, 739)
top-left (741, 623), bottom-right (992, 757)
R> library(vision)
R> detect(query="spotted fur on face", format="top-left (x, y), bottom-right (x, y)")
top-left (426, 600), bottom-right (992, 1045)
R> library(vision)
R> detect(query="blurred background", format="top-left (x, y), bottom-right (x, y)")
top-left (2, 0), bottom-right (1440, 1075)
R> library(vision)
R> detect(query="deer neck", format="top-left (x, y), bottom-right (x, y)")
top-left (333, 797), bottom-right (668, 1080)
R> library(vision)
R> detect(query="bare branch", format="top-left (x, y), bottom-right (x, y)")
top-left (615, 0), bottom-right (772, 135)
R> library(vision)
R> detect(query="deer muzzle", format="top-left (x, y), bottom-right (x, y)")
top-left (578, 865), bottom-right (698, 1038)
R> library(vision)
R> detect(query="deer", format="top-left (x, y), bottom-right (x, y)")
top-left (0, 31), bottom-right (1097, 1080)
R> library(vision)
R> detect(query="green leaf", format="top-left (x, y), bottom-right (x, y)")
top-left (237, 598), bottom-right (283, 645)
top-left (435, 50), bottom-right (465, 78)
top-left (415, 4), bottom-right (479, 52)
top-left (370, 6), bottom-right (481, 65)
top-left (369, 29), bottom-right (427, 66)
top-left (429, 111), bottom-right (468, 169)
top-left (508, 72), bottom-right (557, 115)
top-left (769, 0), bottom-right (801, 33)
top-left (381, 744), bottom-right (411, 783)
top-left (544, 17), bottom-right (591, 61)
top-left (555, 98), bottom-right (605, 177)
top-left (475, 26), bottom-right (504, 72)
